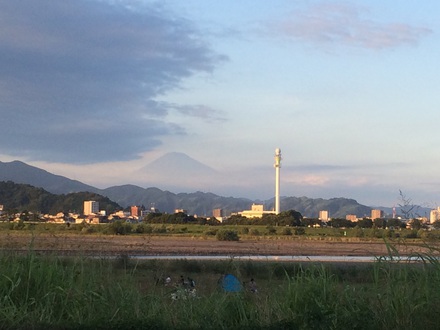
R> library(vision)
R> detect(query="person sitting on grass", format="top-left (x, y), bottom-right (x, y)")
top-left (249, 278), bottom-right (257, 293)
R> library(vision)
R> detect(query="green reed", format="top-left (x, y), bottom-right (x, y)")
top-left (1, 247), bottom-right (440, 329)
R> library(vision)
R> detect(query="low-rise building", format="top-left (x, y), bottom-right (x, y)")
top-left (238, 204), bottom-right (275, 219)
top-left (84, 201), bottom-right (99, 215)
top-left (430, 207), bottom-right (440, 224)
top-left (346, 214), bottom-right (358, 222)
top-left (371, 209), bottom-right (384, 220)
top-left (319, 210), bottom-right (329, 221)
top-left (212, 208), bottom-right (225, 222)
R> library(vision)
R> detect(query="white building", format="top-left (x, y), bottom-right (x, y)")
top-left (319, 210), bottom-right (329, 221)
top-left (83, 201), bottom-right (99, 215)
top-left (238, 204), bottom-right (275, 219)
top-left (430, 207), bottom-right (440, 224)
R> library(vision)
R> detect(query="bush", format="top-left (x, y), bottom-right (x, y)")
top-left (404, 230), bottom-right (418, 239)
top-left (249, 228), bottom-right (261, 236)
top-left (353, 227), bottom-right (364, 238)
top-left (12, 220), bottom-right (25, 230)
top-left (267, 226), bottom-right (277, 235)
top-left (216, 229), bottom-right (240, 241)
top-left (420, 230), bottom-right (440, 240)
top-left (81, 226), bottom-right (97, 234)
top-left (204, 228), bottom-right (218, 236)
top-left (135, 223), bottom-right (153, 234)
top-left (108, 221), bottom-right (132, 235)
top-left (294, 227), bottom-right (306, 235)
top-left (281, 227), bottom-right (292, 235)
top-left (153, 225), bottom-right (167, 234)
top-left (241, 227), bottom-right (249, 235)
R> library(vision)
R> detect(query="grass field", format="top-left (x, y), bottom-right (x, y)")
top-left (1, 221), bottom-right (437, 241)
top-left (1, 248), bottom-right (440, 329)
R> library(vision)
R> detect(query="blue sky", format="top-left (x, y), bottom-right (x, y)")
top-left (0, 0), bottom-right (439, 207)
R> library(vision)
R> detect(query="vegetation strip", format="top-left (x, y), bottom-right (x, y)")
top-left (1, 248), bottom-right (440, 329)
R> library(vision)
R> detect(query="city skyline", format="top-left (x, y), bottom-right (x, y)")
top-left (0, 1), bottom-right (439, 207)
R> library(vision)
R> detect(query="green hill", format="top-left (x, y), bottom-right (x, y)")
top-left (0, 181), bottom-right (121, 215)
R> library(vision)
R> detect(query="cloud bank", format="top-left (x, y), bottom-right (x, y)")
top-left (272, 2), bottom-right (431, 50)
top-left (0, 0), bottom-right (225, 163)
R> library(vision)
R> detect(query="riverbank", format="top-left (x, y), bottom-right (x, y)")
top-left (2, 248), bottom-right (440, 329)
top-left (0, 232), bottom-right (436, 257)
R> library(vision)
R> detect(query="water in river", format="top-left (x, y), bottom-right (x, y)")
top-left (125, 255), bottom-right (426, 263)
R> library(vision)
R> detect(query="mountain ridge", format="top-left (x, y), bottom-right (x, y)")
top-left (0, 159), bottom-right (375, 218)
top-left (0, 160), bottom-right (99, 195)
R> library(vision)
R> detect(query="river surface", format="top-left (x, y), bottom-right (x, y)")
top-left (126, 255), bottom-right (427, 263)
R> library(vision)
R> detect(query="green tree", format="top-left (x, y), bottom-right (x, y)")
top-left (327, 218), bottom-right (354, 228)
top-left (276, 210), bottom-right (303, 226)
top-left (387, 218), bottom-right (404, 229)
top-left (357, 218), bottom-right (373, 228)
top-left (373, 218), bottom-right (386, 229)
top-left (408, 219), bottom-right (423, 230)
top-left (225, 214), bottom-right (251, 225)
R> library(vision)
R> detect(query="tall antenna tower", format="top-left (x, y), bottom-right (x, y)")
top-left (274, 148), bottom-right (282, 215)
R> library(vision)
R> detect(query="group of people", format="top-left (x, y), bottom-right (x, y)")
top-left (165, 274), bottom-right (258, 300)
top-left (168, 275), bottom-right (197, 300)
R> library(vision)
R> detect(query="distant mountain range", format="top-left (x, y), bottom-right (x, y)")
top-left (0, 160), bottom-right (98, 194)
top-left (0, 159), bottom-right (396, 218)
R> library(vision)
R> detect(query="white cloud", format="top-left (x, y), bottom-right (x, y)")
top-left (271, 2), bottom-right (431, 50)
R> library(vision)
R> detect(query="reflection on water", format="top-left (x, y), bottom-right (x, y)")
top-left (125, 255), bottom-right (429, 263)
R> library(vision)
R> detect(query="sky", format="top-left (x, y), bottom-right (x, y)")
top-left (0, 0), bottom-right (439, 207)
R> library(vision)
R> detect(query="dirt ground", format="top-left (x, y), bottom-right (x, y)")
top-left (0, 232), bottom-right (435, 257)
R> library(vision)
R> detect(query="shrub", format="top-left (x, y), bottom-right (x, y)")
top-left (294, 227), bottom-right (306, 235)
top-left (267, 226), bottom-right (277, 235)
top-left (404, 230), bottom-right (418, 239)
top-left (281, 227), bottom-right (292, 235)
top-left (420, 230), bottom-right (440, 240)
top-left (108, 221), bottom-right (132, 235)
top-left (249, 228), bottom-right (261, 236)
top-left (12, 220), bottom-right (25, 230)
top-left (369, 228), bottom-right (383, 238)
top-left (216, 229), bottom-right (240, 241)
top-left (135, 223), bottom-right (153, 234)
top-left (153, 225), bottom-right (167, 234)
top-left (353, 227), bottom-right (364, 238)
top-left (204, 228), bottom-right (218, 236)
top-left (81, 226), bottom-right (96, 234)
top-left (241, 227), bottom-right (249, 235)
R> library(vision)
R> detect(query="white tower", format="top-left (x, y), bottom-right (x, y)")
top-left (274, 148), bottom-right (282, 215)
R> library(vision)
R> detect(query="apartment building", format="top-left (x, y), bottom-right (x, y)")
top-left (83, 201), bottom-right (99, 215)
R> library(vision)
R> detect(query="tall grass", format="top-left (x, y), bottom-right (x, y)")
top-left (1, 250), bottom-right (440, 329)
